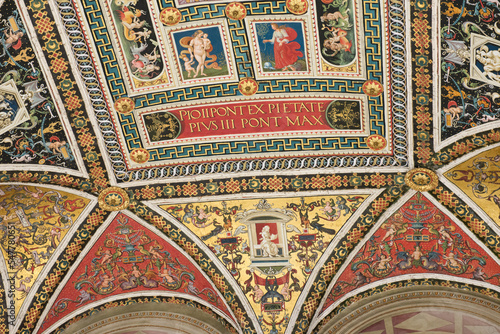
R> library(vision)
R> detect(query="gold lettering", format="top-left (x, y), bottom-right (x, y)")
top-left (301, 115), bottom-right (314, 126)
top-left (312, 115), bottom-right (324, 125)
top-left (201, 122), bottom-right (211, 130)
top-left (248, 105), bottom-right (257, 115)
top-left (200, 121), bottom-right (219, 131)
top-left (241, 118), bottom-right (249, 128)
top-left (236, 106), bottom-right (245, 116)
top-left (270, 117), bottom-right (280, 127)
top-left (221, 119), bottom-right (235, 130)
top-left (191, 109), bottom-right (201, 120)
top-left (189, 123), bottom-right (200, 132)
top-left (298, 103), bottom-right (310, 113)
top-left (248, 118), bottom-right (260, 127)
top-left (269, 103), bottom-right (278, 114)
top-left (226, 106), bottom-right (237, 117)
top-left (260, 117), bottom-right (270, 127)
top-left (286, 116), bottom-right (300, 126)
top-left (254, 104), bottom-right (266, 114)
top-left (179, 110), bottom-right (188, 121)
top-left (248, 104), bottom-right (266, 115)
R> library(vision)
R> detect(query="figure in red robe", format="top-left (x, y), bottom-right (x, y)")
top-left (264, 23), bottom-right (303, 71)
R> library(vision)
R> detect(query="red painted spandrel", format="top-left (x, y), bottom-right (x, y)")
top-left (321, 194), bottom-right (500, 313)
top-left (40, 213), bottom-right (233, 331)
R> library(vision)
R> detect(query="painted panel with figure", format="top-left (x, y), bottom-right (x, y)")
top-left (160, 194), bottom-right (369, 334)
top-left (315, 0), bottom-right (357, 67)
top-left (170, 25), bottom-right (232, 83)
top-left (107, 0), bottom-right (169, 88)
top-left (250, 19), bottom-right (309, 77)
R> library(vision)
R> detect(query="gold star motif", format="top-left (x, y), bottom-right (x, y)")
top-left (106, 194), bottom-right (122, 206)
top-left (287, 0), bottom-right (308, 14)
top-left (225, 3), bottom-right (246, 20)
top-left (405, 168), bottom-right (439, 192)
top-left (413, 173), bottom-right (430, 185)
top-left (366, 135), bottom-right (387, 151)
top-left (362, 80), bottom-right (383, 97)
top-left (114, 97), bottom-right (134, 114)
top-left (160, 8), bottom-right (181, 26)
top-left (131, 148), bottom-right (149, 164)
top-left (238, 78), bottom-right (258, 96)
top-left (99, 187), bottom-right (130, 211)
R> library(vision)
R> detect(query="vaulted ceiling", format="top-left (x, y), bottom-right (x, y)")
top-left (1, 0), bottom-right (500, 333)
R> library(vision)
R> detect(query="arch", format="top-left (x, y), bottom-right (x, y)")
top-left (315, 284), bottom-right (500, 334)
top-left (56, 300), bottom-right (234, 334)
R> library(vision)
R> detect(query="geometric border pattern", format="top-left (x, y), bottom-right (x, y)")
top-left (56, 0), bottom-right (409, 183)
top-left (3, 0), bottom-right (500, 333)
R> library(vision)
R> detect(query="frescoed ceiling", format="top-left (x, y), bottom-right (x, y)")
top-left (1, 0), bottom-right (500, 333)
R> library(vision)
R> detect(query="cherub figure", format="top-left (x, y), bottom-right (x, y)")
top-left (281, 282), bottom-right (291, 300)
top-left (373, 253), bottom-right (392, 272)
top-left (182, 55), bottom-right (195, 78)
top-left (252, 284), bottom-right (264, 302)
top-left (130, 265), bottom-right (141, 278)
top-left (3, 28), bottom-right (24, 50)
top-left (133, 63), bottom-right (160, 76)
top-left (48, 136), bottom-right (67, 155)
top-left (202, 33), bottom-right (211, 50)
top-left (380, 223), bottom-right (396, 246)
top-left (145, 47), bottom-right (161, 63)
top-left (160, 266), bottom-right (176, 283)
